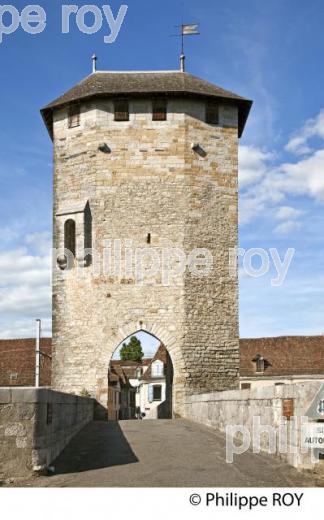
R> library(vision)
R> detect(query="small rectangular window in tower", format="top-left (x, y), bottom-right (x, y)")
top-left (68, 104), bottom-right (80, 128)
top-left (152, 98), bottom-right (167, 121)
top-left (206, 102), bottom-right (219, 125)
top-left (114, 99), bottom-right (129, 121)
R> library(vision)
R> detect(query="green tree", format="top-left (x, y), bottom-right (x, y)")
top-left (120, 336), bottom-right (144, 362)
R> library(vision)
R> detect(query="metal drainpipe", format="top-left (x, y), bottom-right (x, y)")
top-left (35, 319), bottom-right (41, 388)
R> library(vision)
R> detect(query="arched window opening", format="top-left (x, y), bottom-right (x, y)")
top-left (64, 219), bottom-right (76, 268)
top-left (108, 330), bottom-right (173, 421)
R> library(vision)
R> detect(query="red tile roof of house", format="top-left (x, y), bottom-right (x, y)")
top-left (2, 336), bottom-right (323, 387)
top-left (240, 336), bottom-right (324, 377)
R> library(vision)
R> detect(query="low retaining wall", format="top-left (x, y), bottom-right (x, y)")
top-left (181, 382), bottom-right (323, 470)
top-left (0, 388), bottom-right (94, 478)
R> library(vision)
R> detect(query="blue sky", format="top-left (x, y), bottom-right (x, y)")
top-left (1, 0), bottom-right (324, 348)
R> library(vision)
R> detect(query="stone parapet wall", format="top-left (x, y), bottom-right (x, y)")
top-left (0, 388), bottom-right (94, 479)
top-left (180, 382), bottom-right (323, 470)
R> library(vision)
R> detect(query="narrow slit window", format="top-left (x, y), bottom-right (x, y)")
top-left (64, 219), bottom-right (76, 257)
top-left (114, 99), bottom-right (129, 121)
top-left (147, 233), bottom-right (151, 244)
top-left (84, 203), bottom-right (92, 266)
top-left (206, 102), bottom-right (219, 125)
top-left (68, 104), bottom-right (80, 128)
top-left (153, 98), bottom-right (167, 121)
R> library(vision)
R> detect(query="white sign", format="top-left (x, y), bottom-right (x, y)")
top-left (301, 423), bottom-right (324, 448)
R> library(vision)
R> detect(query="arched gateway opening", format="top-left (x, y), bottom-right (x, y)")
top-left (107, 331), bottom-right (173, 421)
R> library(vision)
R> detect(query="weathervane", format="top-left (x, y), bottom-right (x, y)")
top-left (173, 23), bottom-right (200, 72)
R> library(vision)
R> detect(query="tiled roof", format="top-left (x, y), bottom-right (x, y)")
top-left (240, 336), bottom-right (324, 377)
top-left (110, 360), bottom-right (141, 367)
top-left (109, 365), bottom-right (127, 385)
top-left (41, 71), bottom-right (252, 138)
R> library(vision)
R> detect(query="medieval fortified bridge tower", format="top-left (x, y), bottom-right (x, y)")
top-left (41, 63), bottom-right (252, 417)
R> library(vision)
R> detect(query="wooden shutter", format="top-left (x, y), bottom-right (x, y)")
top-left (148, 385), bottom-right (154, 403)
top-left (114, 99), bottom-right (129, 121)
top-left (68, 105), bottom-right (80, 128)
top-left (153, 99), bottom-right (167, 121)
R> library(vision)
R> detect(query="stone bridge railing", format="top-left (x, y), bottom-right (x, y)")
top-left (0, 388), bottom-right (94, 479)
top-left (181, 382), bottom-right (324, 470)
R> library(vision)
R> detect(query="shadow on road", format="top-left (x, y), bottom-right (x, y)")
top-left (51, 421), bottom-right (139, 475)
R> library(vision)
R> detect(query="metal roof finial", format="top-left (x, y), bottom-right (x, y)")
top-left (180, 53), bottom-right (185, 72)
top-left (92, 54), bottom-right (97, 74)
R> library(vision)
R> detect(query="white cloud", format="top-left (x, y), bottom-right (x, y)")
top-left (273, 220), bottom-right (301, 236)
top-left (0, 227), bottom-right (19, 244)
top-left (0, 318), bottom-right (52, 340)
top-left (278, 149), bottom-right (324, 201)
top-left (275, 206), bottom-right (304, 221)
top-left (0, 248), bottom-right (51, 286)
top-left (0, 243), bottom-right (51, 339)
top-left (25, 231), bottom-right (51, 256)
top-left (239, 145), bottom-right (273, 187)
top-left (285, 109), bottom-right (324, 155)
top-left (239, 110), bottom-right (324, 226)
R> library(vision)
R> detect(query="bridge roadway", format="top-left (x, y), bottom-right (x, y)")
top-left (18, 419), bottom-right (320, 487)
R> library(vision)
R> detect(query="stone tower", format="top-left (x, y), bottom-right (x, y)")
top-left (41, 66), bottom-right (251, 417)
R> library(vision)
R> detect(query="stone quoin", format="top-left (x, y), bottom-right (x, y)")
top-left (41, 67), bottom-right (252, 417)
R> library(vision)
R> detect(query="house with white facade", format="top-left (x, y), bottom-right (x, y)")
top-left (135, 344), bottom-right (173, 419)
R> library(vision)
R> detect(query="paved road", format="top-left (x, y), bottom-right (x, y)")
top-left (18, 419), bottom-right (320, 487)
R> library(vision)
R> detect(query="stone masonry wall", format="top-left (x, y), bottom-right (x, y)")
top-left (181, 382), bottom-right (323, 470)
top-left (0, 388), bottom-right (94, 479)
top-left (52, 97), bottom-right (239, 414)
